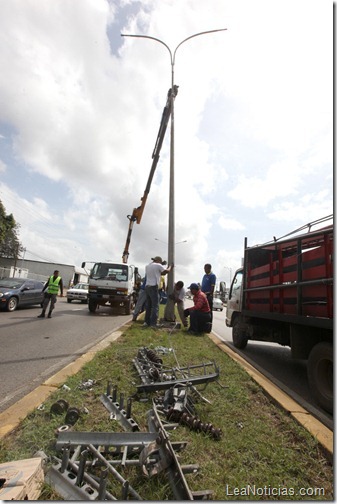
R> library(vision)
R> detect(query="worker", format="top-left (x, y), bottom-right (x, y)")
top-left (164, 280), bottom-right (188, 327)
top-left (144, 256), bottom-right (173, 328)
top-left (201, 263), bottom-right (216, 320)
top-left (132, 277), bottom-right (147, 321)
top-left (37, 270), bottom-right (63, 319)
top-left (184, 283), bottom-right (211, 334)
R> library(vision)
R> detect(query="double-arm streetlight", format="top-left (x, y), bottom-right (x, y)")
top-left (121, 29), bottom-right (226, 303)
top-left (154, 238), bottom-right (187, 246)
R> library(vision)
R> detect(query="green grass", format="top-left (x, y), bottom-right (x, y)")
top-left (0, 313), bottom-right (333, 500)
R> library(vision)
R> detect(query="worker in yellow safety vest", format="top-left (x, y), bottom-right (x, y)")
top-left (37, 270), bottom-right (64, 319)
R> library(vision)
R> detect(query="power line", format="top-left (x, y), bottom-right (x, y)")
top-left (24, 249), bottom-right (59, 263)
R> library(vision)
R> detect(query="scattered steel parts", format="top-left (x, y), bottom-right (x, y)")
top-left (133, 347), bottom-right (219, 392)
top-left (55, 425), bottom-right (72, 435)
top-left (161, 384), bottom-right (197, 419)
top-left (46, 456), bottom-right (117, 501)
top-left (65, 407), bottom-right (81, 426)
top-left (50, 399), bottom-right (69, 415)
top-left (55, 431), bottom-right (158, 452)
top-left (157, 385), bottom-right (222, 441)
top-left (53, 417), bottom-right (210, 501)
top-left (179, 412), bottom-right (222, 441)
top-left (154, 345), bottom-right (173, 355)
top-left (50, 399), bottom-right (80, 425)
top-left (100, 383), bottom-right (139, 432)
top-left (154, 385), bottom-right (222, 441)
top-left (54, 431), bottom-right (157, 500)
top-left (78, 379), bottom-right (96, 390)
top-left (44, 346), bottom-right (221, 499)
top-left (146, 402), bottom-right (213, 500)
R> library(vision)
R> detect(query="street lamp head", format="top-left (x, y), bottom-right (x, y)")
top-left (155, 238), bottom-right (187, 245)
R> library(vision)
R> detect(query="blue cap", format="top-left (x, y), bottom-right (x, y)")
top-left (188, 283), bottom-right (199, 290)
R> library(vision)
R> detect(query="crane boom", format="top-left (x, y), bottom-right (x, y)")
top-left (122, 86), bottom-right (178, 263)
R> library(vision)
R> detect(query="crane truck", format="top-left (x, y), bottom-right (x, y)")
top-left (81, 261), bottom-right (141, 315)
top-left (226, 215), bottom-right (333, 413)
top-left (122, 86), bottom-right (178, 264)
top-left (80, 89), bottom-right (178, 315)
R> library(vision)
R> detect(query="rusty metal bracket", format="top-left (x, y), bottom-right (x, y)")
top-left (145, 402), bottom-right (213, 500)
top-left (53, 418), bottom-right (212, 500)
top-left (156, 385), bottom-right (222, 440)
top-left (133, 347), bottom-right (219, 393)
top-left (100, 382), bottom-right (140, 432)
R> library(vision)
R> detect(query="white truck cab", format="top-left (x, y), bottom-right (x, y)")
top-left (83, 261), bottom-right (139, 315)
top-left (225, 268), bottom-right (243, 328)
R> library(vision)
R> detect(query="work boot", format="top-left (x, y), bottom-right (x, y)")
top-left (37, 311), bottom-right (45, 318)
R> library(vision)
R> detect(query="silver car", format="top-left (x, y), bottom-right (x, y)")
top-left (212, 297), bottom-right (224, 311)
top-left (67, 283), bottom-right (89, 303)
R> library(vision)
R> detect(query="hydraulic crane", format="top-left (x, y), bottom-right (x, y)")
top-left (122, 86), bottom-right (178, 263)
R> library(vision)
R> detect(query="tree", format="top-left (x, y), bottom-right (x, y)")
top-left (0, 200), bottom-right (23, 259)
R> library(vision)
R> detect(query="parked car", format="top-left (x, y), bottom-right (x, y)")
top-left (212, 297), bottom-right (224, 311)
top-left (67, 283), bottom-right (89, 303)
top-left (0, 277), bottom-right (44, 312)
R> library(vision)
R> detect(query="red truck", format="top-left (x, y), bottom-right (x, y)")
top-left (226, 216), bottom-right (333, 413)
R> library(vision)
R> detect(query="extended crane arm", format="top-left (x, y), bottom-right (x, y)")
top-left (122, 86), bottom-right (178, 263)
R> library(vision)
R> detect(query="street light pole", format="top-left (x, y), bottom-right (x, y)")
top-left (224, 266), bottom-right (232, 285)
top-left (121, 29), bottom-right (226, 319)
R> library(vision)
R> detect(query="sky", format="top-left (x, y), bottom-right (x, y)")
top-left (0, 0), bottom-right (333, 288)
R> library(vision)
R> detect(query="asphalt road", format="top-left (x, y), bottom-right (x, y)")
top-left (211, 307), bottom-right (333, 430)
top-left (0, 299), bottom-right (131, 413)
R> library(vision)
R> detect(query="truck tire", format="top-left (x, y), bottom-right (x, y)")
top-left (88, 299), bottom-right (98, 313)
top-left (232, 318), bottom-right (248, 349)
top-left (307, 342), bottom-right (333, 414)
top-left (125, 299), bottom-right (132, 315)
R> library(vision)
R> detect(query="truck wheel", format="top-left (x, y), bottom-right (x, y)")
top-left (125, 299), bottom-right (132, 315)
top-left (232, 319), bottom-right (248, 349)
top-left (88, 299), bottom-right (98, 313)
top-left (307, 342), bottom-right (333, 414)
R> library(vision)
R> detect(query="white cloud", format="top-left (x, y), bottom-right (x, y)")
top-left (228, 158), bottom-right (303, 208)
top-left (269, 190), bottom-right (333, 224)
top-left (0, 0), bottom-right (332, 287)
top-left (218, 215), bottom-right (245, 231)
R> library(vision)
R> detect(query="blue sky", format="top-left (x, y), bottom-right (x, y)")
top-left (0, 0), bottom-right (333, 287)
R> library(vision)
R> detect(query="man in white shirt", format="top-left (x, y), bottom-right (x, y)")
top-left (144, 256), bottom-right (172, 328)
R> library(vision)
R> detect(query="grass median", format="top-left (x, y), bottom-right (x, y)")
top-left (0, 314), bottom-right (333, 500)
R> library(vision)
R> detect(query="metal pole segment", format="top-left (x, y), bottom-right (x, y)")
top-left (121, 30), bottom-right (227, 319)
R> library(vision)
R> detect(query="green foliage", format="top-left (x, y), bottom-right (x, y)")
top-left (0, 199), bottom-right (23, 259)
top-left (0, 318), bottom-right (333, 500)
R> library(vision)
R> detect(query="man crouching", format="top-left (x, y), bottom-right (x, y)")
top-left (184, 283), bottom-right (212, 334)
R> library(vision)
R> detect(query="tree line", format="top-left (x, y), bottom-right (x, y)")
top-left (0, 200), bottom-right (23, 259)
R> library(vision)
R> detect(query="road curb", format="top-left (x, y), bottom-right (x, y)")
top-left (208, 333), bottom-right (333, 458)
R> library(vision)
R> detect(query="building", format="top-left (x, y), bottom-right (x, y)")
top-left (0, 258), bottom-right (88, 287)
